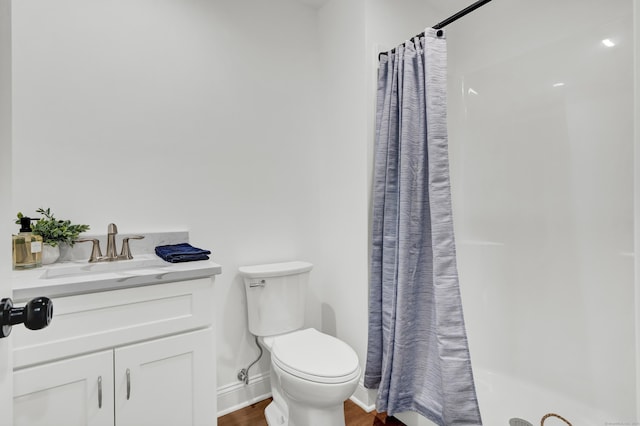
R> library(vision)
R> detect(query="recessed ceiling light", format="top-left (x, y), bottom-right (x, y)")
top-left (553, 82), bottom-right (565, 88)
top-left (602, 39), bottom-right (616, 47)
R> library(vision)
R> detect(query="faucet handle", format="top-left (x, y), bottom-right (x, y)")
top-left (76, 239), bottom-right (103, 263)
top-left (119, 235), bottom-right (145, 260)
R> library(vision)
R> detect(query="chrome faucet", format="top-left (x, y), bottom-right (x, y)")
top-left (77, 223), bottom-right (144, 263)
top-left (105, 223), bottom-right (119, 259)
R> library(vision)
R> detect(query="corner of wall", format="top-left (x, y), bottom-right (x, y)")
top-left (0, 0), bottom-right (13, 418)
top-left (1, 0), bottom-right (13, 266)
top-left (0, 0), bottom-right (11, 194)
top-left (350, 380), bottom-right (377, 413)
top-left (635, 0), bottom-right (640, 419)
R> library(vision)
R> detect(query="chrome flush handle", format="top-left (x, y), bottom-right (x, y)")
top-left (249, 279), bottom-right (266, 288)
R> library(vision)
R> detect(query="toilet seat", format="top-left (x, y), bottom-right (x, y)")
top-left (270, 328), bottom-right (360, 384)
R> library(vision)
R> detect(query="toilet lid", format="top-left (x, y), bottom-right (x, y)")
top-left (271, 329), bottom-right (360, 384)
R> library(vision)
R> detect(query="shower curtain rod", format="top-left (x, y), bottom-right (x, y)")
top-left (378, 0), bottom-right (494, 59)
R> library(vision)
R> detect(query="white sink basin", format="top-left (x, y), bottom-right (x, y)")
top-left (40, 254), bottom-right (168, 279)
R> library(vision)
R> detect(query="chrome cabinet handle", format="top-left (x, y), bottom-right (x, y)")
top-left (126, 368), bottom-right (131, 400)
top-left (98, 376), bottom-right (103, 409)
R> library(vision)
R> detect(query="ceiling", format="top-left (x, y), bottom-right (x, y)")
top-left (290, 0), bottom-right (475, 14)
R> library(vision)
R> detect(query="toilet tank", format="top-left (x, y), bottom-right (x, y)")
top-left (239, 261), bottom-right (313, 337)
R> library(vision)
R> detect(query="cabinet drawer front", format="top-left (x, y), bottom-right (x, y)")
top-left (13, 278), bottom-right (214, 368)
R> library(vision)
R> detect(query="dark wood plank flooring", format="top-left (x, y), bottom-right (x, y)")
top-left (218, 398), bottom-right (405, 426)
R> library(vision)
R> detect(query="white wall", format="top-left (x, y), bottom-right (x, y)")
top-left (447, 0), bottom-right (636, 420)
top-left (303, 0), bottom-right (370, 405)
top-left (0, 0), bottom-right (13, 422)
top-left (635, 0), bottom-right (640, 420)
top-left (10, 0), bottom-right (376, 415)
top-left (10, 0), bottom-right (326, 410)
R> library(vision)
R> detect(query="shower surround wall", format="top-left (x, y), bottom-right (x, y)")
top-left (367, 0), bottom-right (637, 424)
top-left (447, 0), bottom-right (635, 420)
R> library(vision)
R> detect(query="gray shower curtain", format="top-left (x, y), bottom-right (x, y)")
top-left (364, 29), bottom-right (482, 426)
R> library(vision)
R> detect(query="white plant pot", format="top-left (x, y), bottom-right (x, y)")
top-left (58, 242), bottom-right (73, 262)
top-left (42, 244), bottom-right (60, 265)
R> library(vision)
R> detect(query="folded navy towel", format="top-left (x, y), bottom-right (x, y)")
top-left (163, 253), bottom-right (210, 263)
top-left (155, 243), bottom-right (211, 263)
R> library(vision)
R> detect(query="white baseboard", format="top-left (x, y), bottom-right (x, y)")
top-left (395, 411), bottom-right (439, 426)
top-left (217, 374), bottom-right (378, 418)
top-left (350, 380), bottom-right (377, 413)
top-left (217, 372), bottom-right (272, 417)
top-left (350, 381), bottom-right (438, 426)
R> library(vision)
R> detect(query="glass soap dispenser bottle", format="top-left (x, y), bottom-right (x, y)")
top-left (12, 217), bottom-right (43, 270)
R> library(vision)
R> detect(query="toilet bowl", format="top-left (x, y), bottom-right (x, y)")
top-left (239, 261), bottom-right (361, 426)
top-left (262, 328), bottom-right (360, 426)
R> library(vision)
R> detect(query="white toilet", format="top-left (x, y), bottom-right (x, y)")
top-left (239, 261), bottom-right (361, 426)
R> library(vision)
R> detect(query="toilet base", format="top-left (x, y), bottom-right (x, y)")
top-left (264, 395), bottom-right (348, 426)
top-left (288, 400), bottom-right (346, 426)
top-left (265, 401), bottom-right (287, 426)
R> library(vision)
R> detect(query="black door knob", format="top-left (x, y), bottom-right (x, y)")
top-left (0, 297), bottom-right (53, 338)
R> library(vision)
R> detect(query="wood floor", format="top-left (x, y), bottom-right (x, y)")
top-left (218, 398), bottom-right (406, 426)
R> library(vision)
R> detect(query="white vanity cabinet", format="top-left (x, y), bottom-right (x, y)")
top-left (12, 275), bottom-right (218, 426)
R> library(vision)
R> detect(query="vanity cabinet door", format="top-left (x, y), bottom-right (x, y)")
top-left (114, 328), bottom-right (215, 426)
top-left (13, 350), bottom-right (114, 426)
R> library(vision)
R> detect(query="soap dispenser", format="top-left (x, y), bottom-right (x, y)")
top-left (12, 217), bottom-right (43, 270)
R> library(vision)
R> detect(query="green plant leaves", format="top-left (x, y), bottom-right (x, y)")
top-left (15, 208), bottom-right (90, 246)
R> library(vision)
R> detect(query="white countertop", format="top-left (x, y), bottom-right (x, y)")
top-left (12, 254), bottom-right (222, 301)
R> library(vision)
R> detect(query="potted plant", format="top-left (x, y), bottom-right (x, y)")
top-left (16, 208), bottom-right (90, 264)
